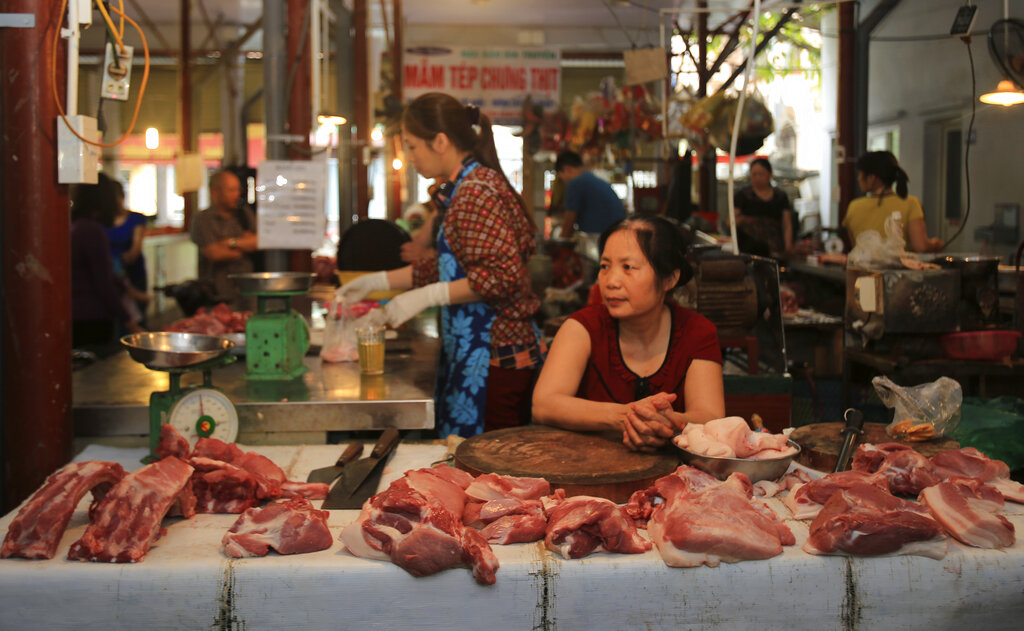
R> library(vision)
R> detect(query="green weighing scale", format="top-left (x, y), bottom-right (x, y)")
top-left (120, 332), bottom-right (240, 461)
top-left (230, 272), bottom-right (316, 380)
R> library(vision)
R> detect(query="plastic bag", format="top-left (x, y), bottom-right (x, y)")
top-left (872, 375), bottom-right (963, 440)
top-left (848, 211), bottom-right (911, 269)
top-left (320, 299), bottom-right (381, 363)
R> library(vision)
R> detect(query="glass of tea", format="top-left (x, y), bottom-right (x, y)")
top-left (355, 325), bottom-right (386, 375)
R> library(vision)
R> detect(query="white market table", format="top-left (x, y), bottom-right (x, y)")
top-left (1, 443), bottom-right (1022, 631)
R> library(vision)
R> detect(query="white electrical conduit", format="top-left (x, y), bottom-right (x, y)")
top-left (726, 0), bottom-right (762, 255)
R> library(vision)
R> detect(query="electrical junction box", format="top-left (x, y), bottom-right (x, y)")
top-left (101, 42), bottom-right (133, 101)
top-left (949, 5), bottom-right (977, 37)
top-left (57, 115), bottom-right (99, 184)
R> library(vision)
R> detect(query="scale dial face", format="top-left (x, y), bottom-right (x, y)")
top-left (167, 388), bottom-right (239, 445)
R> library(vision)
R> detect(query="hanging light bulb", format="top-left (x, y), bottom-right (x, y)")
top-left (979, 79), bottom-right (1024, 106)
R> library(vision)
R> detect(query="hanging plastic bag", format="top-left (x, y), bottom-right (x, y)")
top-left (848, 211), bottom-right (912, 269)
top-left (320, 298), bottom-right (381, 363)
top-left (872, 375), bottom-right (963, 441)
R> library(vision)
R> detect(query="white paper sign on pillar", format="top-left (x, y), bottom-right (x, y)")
top-left (256, 160), bottom-right (327, 250)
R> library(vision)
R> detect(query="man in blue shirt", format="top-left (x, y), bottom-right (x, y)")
top-left (555, 151), bottom-right (626, 237)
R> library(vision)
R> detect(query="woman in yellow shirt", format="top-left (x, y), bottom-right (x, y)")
top-left (842, 151), bottom-right (943, 253)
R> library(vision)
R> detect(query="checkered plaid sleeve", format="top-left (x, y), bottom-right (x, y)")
top-left (444, 180), bottom-right (528, 300)
top-left (411, 252), bottom-right (439, 287)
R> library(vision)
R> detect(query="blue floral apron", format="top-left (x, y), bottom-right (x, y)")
top-left (433, 158), bottom-right (497, 437)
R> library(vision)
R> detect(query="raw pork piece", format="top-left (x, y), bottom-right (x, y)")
top-left (1, 461), bottom-right (126, 560)
top-left (465, 473), bottom-right (551, 501)
top-left (68, 457), bottom-right (195, 563)
top-left (783, 470), bottom-right (890, 520)
top-left (156, 423), bottom-right (191, 459)
top-left (851, 443), bottom-right (940, 495)
top-left (803, 482), bottom-right (946, 559)
top-left (340, 467), bottom-right (500, 585)
top-left (644, 470), bottom-right (794, 568)
top-left (222, 498), bottom-right (333, 558)
top-left (673, 416), bottom-right (796, 459)
top-left (462, 472), bottom-right (551, 544)
top-left (625, 465), bottom-right (720, 525)
top-left (542, 491), bottom-right (652, 559)
top-left (919, 480), bottom-right (1015, 548)
top-left (166, 303), bottom-right (250, 334)
top-left (930, 447), bottom-right (1024, 503)
top-left (753, 468), bottom-right (813, 498)
top-left (280, 481), bottom-right (329, 500)
top-left (189, 457), bottom-right (262, 513)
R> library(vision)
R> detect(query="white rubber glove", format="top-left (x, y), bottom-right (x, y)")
top-left (337, 271), bottom-right (389, 305)
top-left (383, 282), bottom-right (450, 327)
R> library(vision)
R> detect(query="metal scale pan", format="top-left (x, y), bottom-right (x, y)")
top-left (121, 331), bottom-right (235, 369)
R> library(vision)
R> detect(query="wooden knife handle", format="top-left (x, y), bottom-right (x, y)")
top-left (371, 428), bottom-right (401, 459)
top-left (336, 442), bottom-right (364, 467)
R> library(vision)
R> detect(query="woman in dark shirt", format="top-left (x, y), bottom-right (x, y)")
top-left (732, 158), bottom-right (793, 257)
top-left (532, 216), bottom-right (725, 452)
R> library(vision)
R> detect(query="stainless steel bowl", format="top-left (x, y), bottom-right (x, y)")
top-left (675, 440), bottom-right (801, 483)
top-left (120, 332), bottom-right (235, 368)
top-left (229, 272), bottom-right (316, 294)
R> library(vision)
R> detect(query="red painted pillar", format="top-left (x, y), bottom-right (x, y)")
top-left (354, 0), bottom-right (370, 220)
top-left (1, 0), bottom-right (74, 512)
top-left (287, 0), bottom-right (313, 272)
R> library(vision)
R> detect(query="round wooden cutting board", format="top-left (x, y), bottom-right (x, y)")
top-left (454, 426), bottom-right (679, 504)
top-left (790, 422), bottom-right (960, 472)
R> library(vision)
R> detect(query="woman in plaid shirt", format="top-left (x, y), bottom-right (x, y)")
top-left (340, 92), bottom-right (543, 438)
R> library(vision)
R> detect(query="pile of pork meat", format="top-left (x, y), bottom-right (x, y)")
top-left (1, 425), bottom-right (330, 563)
top-left (2, 427), bottom-right (1021, 588)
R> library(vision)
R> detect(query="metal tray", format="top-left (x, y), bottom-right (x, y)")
top-left (121, 332), bottom-right (235, 368)
top-left (230, 272), bottom-right (316, 294)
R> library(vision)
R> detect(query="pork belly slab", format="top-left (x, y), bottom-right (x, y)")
top-left (1, 461), bottom-right (126, 560)
top-left (222, 498), bottom-right (333, 558)
top-left (644, 469), bottom-right (794, 568)
top-left (340, 466), bottom-right (500, 585)
top-left (919, 480), bottom-right (1015, 549)
top-left (930, 447), bottom-right (1024, 503)
top-left (68, 456), bottom-right (195, 563)
top-left (804, 482), bottom-right (946, 559)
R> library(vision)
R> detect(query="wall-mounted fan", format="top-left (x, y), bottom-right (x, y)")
top-left (989, 18), bottom-right (1024, 88)
top-left (981, 17), bottom-right (1024, 106)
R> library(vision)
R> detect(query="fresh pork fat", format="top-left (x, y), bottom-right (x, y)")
top-left (930, 447), bottom-right (1024, 503)
top-left (804, 483), bottom-right (946, 559)
top-left (919, 480), bottom-right (1015, 549)
top-left (1, 461), bottom-right (127, 560)
top-left (222, 498), bottom-right (333, 558)
top-left (542, 491), bottom-right (652, 559)
top-left (68, 457), bottom-right (195, 563)
top-left (340, 467), bottom-right (500, 585)
top-left (645, 470), bottom-right (794, 567)
top-left (673, 416), bottom-right (796, 460)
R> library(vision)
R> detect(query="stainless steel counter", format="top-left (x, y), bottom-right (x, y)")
top-left (73, 325), bottom-right (438, 443)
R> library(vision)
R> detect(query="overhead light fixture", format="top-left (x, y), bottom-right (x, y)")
top-left (144, 127), bottom-right (159, 150)
top-left (979, 79), bottom-right (1024, 106)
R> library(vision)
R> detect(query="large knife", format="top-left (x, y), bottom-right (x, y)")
top-left (322, 428), bottom-right (401, 509)
top-left (833, 408), bottom-right (865, 472)
top-left (306, 441), bottom-right (364, 484)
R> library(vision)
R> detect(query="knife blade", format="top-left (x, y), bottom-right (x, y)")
top-left (322, 428), bottom-right (401, 509)
top-left (833, 408), bottom-right (866, 472)
top-left (306, 441), bottom-right (364, 484)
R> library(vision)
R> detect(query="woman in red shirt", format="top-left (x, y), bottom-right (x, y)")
top-left (532, 216), bottom-right (725, 452)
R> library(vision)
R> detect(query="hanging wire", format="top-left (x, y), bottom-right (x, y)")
top-left (725, 0), bottom-right (763, 255)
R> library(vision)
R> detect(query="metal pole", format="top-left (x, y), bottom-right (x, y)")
top-left (354, 0), bottom-right (370, 221)
top-left (1, 0), bottom-right (73, 512)
top-left (287, 0), bottom-right (313, 273)
top-left (264, 0), bottom-right (289, 270)
top-left (181, 0), bottom-right (196, 230)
